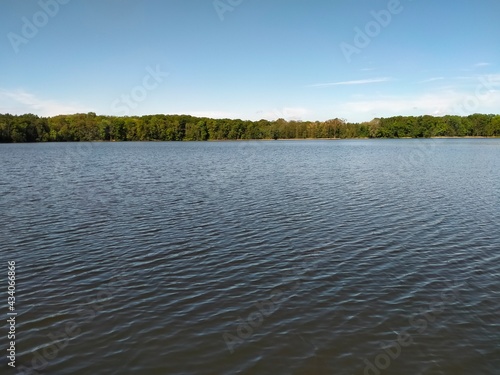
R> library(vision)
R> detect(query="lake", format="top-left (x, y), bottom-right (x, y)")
top-left (1, 139), bottom-right (499, 375)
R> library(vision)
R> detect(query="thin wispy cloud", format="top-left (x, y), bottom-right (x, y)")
top-left (309, 77), bottom-right (391, 88)
top-left (446, 74), bottom-right (500, 84)
top-left (419, 77), bottom-right (445, 83)
top-left (0, 89), bottom-right (87, 116)
top-left (475, 62), bottom-right (491, 67)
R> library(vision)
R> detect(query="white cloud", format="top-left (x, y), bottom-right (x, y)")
top-left (309, 77), bottom-right (391, 88)
top-left (339, 87), bottom-right (500, 122)
top-left (185, 111), bottom-right (234, 119)
top-left (256, 107), bottom-right (309, 121)
top-left (475, 62), bottom-right (491, 67)
top-left (0, 89), bottom-right (87, 116)
top-left (487, 73), bottom-right (500, 83)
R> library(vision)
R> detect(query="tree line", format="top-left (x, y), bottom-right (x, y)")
top-left (0, 113), bottom-right (499, 143)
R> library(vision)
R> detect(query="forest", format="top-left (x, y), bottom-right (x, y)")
top-left (0, 113), bottom-right (499, 143)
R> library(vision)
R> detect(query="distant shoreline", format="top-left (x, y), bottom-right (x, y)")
top-left (2, 136), bottom-right (499, 145)
top-left (1, 113), bottom-right (499, 143)
top-left (207, 136), bottom-right (499, 142)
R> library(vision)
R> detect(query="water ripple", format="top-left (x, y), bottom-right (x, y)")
top-left (1, 140), bottom-right (499, 374)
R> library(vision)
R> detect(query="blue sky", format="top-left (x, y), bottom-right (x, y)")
top-left (1, 0), bottom-right (499, 122)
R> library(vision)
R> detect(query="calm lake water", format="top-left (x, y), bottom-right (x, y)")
top-left (1, 139), bottom-right (499, 375)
